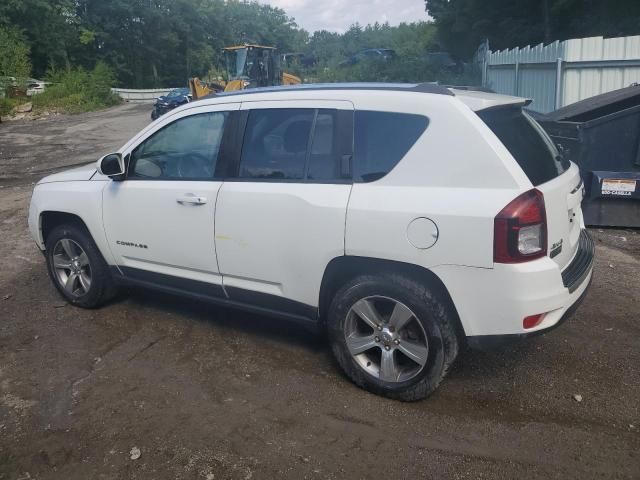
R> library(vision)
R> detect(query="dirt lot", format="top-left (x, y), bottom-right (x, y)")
top-left (0, 104), bottom-right (638, 479)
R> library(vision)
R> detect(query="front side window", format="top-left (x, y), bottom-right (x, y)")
top-left (354, 111), bottom-right (429, 182)
top-left (129, 111), bottom-right (228, 179)
top-left (239, 108), bottom-right (347, 181)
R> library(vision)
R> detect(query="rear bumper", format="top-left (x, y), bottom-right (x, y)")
top-left (561, 229), bottom-right (595, 293)
top-left (466, 272), bottom-right (593, 349)
top-left (431, 229), bottom-right (595, 342)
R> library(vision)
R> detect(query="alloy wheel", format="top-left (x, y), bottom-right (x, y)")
top-left (344, 296), bottom-right (429, 383)
top-left (52, 238), bottom-right (92, 297)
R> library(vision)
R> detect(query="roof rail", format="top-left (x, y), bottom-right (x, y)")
top-left (199, 82), bottom-right (458, 100)
top-left (444, 85), bottom-right (495, 94)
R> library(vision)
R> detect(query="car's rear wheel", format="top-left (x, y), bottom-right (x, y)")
top-left (45, 223), bottom-right (117, 308)
top-left (328, 274), bottom-right (459, 401)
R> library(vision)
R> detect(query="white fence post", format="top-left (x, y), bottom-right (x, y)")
top-left (554, 58), bottom-right (563, 110)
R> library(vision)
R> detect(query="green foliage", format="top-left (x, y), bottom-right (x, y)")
top-left (66, 0), bottom-right (307, 88)
top-left (0, 0), bottom-right (473, 89)
top-left (425, 0), bottom-right (640, 59)
top-left (314, 56), bottom-right (478, 86)
top-left (32, 62), bottom-right (120, 113)
top-left (1, 0), bottom-right (638, 91)
top-left (0, 97), bottom-right (21, 117)
top-left (309, 22), bottom-right (437, 64)
top-left (0, 0), bottom-right (463, 89)
top-left (302, 22), bottom-right (475, 85)
top-left (0, 26), bottom-right (31, 79)
top-left (0, 0), bottom-right (79, 74)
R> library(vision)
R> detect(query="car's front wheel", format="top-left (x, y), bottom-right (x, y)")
top-left (328, 274), bottom-right (459, 401)
top-left (45, 223), bottom-right (117, 308)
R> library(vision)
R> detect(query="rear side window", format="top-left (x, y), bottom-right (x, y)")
top-left (238, 108), bottom-right (350, 182)
top-left (240, 108), bottom-right (313, 179)
top-left (307, 110), bottom-right (342, 181)
top-left (354, 111), bottom-right (429, 182)
top-left (478, 107), bottom-right (569, 186)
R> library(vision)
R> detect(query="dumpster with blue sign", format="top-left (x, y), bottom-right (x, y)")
top-left (533, 84), bottom-right (640, 227)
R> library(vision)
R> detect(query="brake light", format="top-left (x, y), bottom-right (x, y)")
top-left (494, 189), bottom-right (547, 263)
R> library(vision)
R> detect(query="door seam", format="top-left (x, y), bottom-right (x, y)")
top-left (343, 183), bottom-right (354, 255)
top-left (214, 181), bottom-right (230, 298)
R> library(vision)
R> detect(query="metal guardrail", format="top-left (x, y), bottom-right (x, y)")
top-left (111, 88), bottom-right (179, 103)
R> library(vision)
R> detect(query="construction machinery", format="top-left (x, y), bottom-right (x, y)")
top-left (189, 44), bottom-right (302, 100)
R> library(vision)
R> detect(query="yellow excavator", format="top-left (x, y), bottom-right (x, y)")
top-left (189, 44), bottom-right (302, 99)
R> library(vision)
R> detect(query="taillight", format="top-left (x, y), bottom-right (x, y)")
top-left (494, 189), bottom-right (547, 263)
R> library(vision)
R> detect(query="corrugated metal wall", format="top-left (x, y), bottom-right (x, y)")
top-left (483, 35), bottom-right (640, 113)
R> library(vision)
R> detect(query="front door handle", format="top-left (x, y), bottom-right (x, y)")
top-left (176, 194), bottom-right (207, 205)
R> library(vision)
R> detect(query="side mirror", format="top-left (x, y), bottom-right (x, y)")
top-left (97, 153), bottom-right (125, 178)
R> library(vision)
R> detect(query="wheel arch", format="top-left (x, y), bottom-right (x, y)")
top-left (318, 256), bottom-right (466, 338)
top-left (40, 211), bottom-right (92, 248)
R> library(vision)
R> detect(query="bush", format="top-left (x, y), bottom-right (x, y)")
top-left (32, 62), bottom-right (121, 114)
top-left (0, 26), bottom-right (31, 79)
top-left (0, 97), bottom-right (20, 117)
top-left (310, 56), bottom-right (481, 87)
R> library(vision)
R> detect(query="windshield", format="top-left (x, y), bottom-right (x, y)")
top-left (479, 107), bottom-right (570, 186)
top-left (225, 48), bottom-right (249, 80)
top-left (166, 88), bottom-right (188, 98)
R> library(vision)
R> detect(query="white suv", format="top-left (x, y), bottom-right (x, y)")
top-left (28, 83), bottom-right (594, 400)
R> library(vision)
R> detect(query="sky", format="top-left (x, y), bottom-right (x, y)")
top-left (258, 0), bottom-right (430, 33)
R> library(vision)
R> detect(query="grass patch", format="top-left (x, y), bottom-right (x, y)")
top-left (32, 62), bottom-right (121, 114)
top-left (0, 97), bottom-right (23, 117)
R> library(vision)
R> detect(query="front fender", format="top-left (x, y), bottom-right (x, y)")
top-left (29, 181), bottom-right (116, 265)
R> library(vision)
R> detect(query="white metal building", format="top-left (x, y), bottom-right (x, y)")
top-left (482, 35), bottom-right (640, 113)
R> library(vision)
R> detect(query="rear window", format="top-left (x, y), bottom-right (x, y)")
top-left (479, 107), bottom-right (569, 186)
top-left (354, 111), bottom-right (429, 182)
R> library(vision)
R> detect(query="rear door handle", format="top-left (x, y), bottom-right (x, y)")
top-left (176, 194), bottom-right (207, 205)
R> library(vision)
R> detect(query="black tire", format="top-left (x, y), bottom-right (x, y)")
top-left (150, 109), bottom-right (159, 121)
top-left (45, 223), bottom-right (117, 308)
top-left (327, 274), bottom-right (459, 401)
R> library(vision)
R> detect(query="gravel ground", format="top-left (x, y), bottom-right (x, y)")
top-left (0, 105), bottom-right (638, 479)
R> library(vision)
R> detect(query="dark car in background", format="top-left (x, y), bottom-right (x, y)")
top-left (339, 48), bottom-right (396, 67)
top-left (151, 88), bottom-right (192, 120)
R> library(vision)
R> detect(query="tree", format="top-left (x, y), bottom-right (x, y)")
top-left (0, 26), bottom-right (31, 79)
top-left (425, 0), bottom-right (640, 60)
top-left (0, 0), bottom-right (459, 88)
top-left (69, 0), bottom-right (305, 87)
top-left (0, 0), bottom-right (81, 76)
